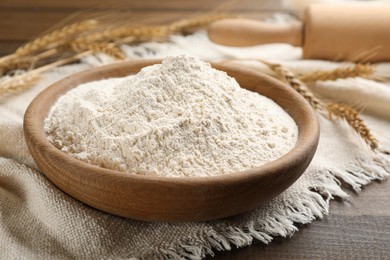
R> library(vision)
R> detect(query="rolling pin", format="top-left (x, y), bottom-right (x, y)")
top-left (208, 4), bottom-right (390, 62)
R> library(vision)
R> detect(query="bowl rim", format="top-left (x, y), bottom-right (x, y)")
top-left (24, 59), bottom-right (319, 186)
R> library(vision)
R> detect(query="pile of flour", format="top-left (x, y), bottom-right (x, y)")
top-left (45, 55), bottom-right (298, 177)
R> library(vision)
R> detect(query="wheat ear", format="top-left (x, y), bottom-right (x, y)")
top-left (327, 103), bottom-right (378, 149)
top-left (261, 60), bottom-right (378, 150)
top-left (0, 51), bottom-right (90, 97)
top-left (300, 64), bottom-right (375, 83)
top-left (81, 14), bottom-right (231, 43)
top-left (15, 19), bottom-right (98, 57)
top-left (81, 25), bottom-right (169, 43)
top-left (0, 59), bottom-right (33, 76)
top-left (70, 41), bottom-right (125, 60)
top-left (261, 60), bottom-right (325, 110)
top-left (0, 72), bottom-right (40, 95)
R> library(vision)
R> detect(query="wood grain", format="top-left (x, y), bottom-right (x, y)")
top-left (0, 0), bottom-right (280, 11)
top-left (23, 60), bottom-right (319, 222)
top-left (0, 41), bottom-right (23, 56)
top-left (208, 18), bottom-right (303, 47)
top-left (0, 9), bottom-right (272, 55)
top-left (0, 0), bottom-right (282, 55)
top-left (211, 179), bottom-right (390, 259)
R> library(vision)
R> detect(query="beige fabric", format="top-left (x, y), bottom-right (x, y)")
top-left (1, 32), bottom-right (390, 259)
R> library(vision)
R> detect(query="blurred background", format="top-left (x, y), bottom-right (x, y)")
top-left (0, 0), bottom-right (286, 56)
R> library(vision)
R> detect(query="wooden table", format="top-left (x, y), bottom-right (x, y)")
top-left (212, 180), bottom-right (390, 259)
top-left (1, 1), bottom-right (389, 258)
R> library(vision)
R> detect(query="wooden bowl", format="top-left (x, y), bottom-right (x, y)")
top-left (24, 60), bottom-right (319, 222)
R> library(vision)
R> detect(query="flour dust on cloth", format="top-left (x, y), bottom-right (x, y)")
top-left (1, 31), bottom-right (390, 259)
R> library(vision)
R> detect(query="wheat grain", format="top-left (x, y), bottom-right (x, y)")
top-left (81, 14), bottom-right (231, 43)
top-left (108, 26), bottom-right (159, 40)
top-left (70, 41), bottom-right (125, 60)
top-left (82, 25), bottom-right (169, 43)
top-left (261, 60), bottom-right (378, 149)
top-left (300, 64), bottom-right (375, 83)
top-left (0, 48), bottom-right (63, 78)
top-left (15, 20), bottom-right (98, 57)
top-left (0, 51), bottom-right (92, 96)
top-left (0, 72), bottom-right (40, 95)
top-left (0, 59), bottom-right (33, 76)
top-left (327, 103), bottom-right (378, 149)
top-left (261, 60), bottom-right (325, 110)
top-left (0, 54), bottom-right (18, 68)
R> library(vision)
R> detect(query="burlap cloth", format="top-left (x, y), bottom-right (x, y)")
top-left (1, 31), bottom-right (390, 259)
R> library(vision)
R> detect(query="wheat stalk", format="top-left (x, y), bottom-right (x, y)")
top-left (327, 103), bottom-right (378, 149)
top-left (34, 51), bottom-right (92, 74)
top-left (15, 19), bottom-right (98, 57)
top-left (300, 64), bottom-right (375, 83)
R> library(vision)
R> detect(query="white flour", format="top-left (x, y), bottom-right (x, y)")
top-left (45, 55), bottom-right (298, 177)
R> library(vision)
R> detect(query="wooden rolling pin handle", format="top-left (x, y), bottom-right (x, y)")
top-left (207, 18), bottom-right (303, 47)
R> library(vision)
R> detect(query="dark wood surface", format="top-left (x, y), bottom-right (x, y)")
top-left (212, 180), bottom-right (390, 259)
top-left (2, 0), bottom-right (390, 258)
top-left (0, 0), bottom-right (280, 55)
